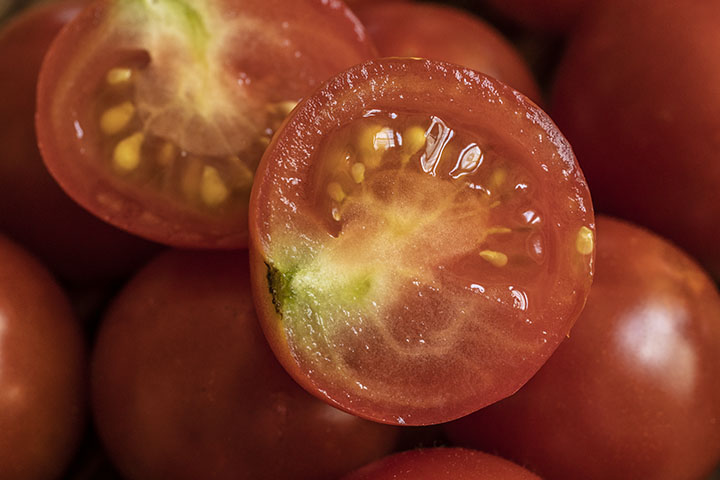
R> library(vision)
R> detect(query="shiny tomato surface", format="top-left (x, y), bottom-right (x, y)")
top-left (342, 448), bottom-right (540, 480)
top-left (249, 58), bottom-right (595, 425)
top-left (447, 216), bottom-right (720, 480)
top-left (0, 234), bottom-right (86, 480)
top-left (92, 249), bottom-right (400, 480)
top-left (36, 0), bottom-right (376, 248)
top-left (0, 0), bottom-right (161, 284)
top-left (551, 0), bottom-right (720, 280)
top-left (355, 1), bottom-right (541, 102)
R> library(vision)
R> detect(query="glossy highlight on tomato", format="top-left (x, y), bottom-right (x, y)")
top-left (36, 0), bottom-right (376, 248)
top-left (341, 448), bottom-right (541, 480)
top-left (0, 234), bottom-right (86, 480)
top-left (249, 58), bottom-right (595, 425)
top-left (92, 249), bottom-right (400, 480)
top-left (447, 216), bottom-right (720, 480)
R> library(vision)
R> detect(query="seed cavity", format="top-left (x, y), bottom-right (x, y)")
top-left (113, 132), bottom-right (144, 172)
top-left (106, 67), bottom-right (133, 85)
top-left (479, 250), bottom-right (508, 267)
top-left (100, 102), bottom-right (136, 135)
top-left (576, 226), bottom-right (594, 255)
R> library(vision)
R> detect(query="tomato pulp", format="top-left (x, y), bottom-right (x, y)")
top-left (36, 0), bottom-right (376, 248)
top-left (249, 58), bottom-right (595, 425)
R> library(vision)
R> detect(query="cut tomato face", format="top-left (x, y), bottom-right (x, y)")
top-left (36, 0), bottom-right (376, 248)
top-left (249, 58), bottom-right (595, 425)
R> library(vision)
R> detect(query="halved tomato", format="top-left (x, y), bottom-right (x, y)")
top-left (249, 58), bottom-right (595, 425)
top-left (36, 0), bottom-right (376, 248)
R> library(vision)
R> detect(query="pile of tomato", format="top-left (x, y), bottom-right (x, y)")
top-left (1, 0), bottom-right (719, 479)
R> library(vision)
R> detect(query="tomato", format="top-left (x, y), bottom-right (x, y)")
top-left (551, 0), bottom-right (720, 280)
top-left (0, 234), bottom-right (86, 480)
top-left (0, 0), bottom-right (163, 284)
top-left (92, 249), bottom-right (400, 480)
top-left (341, 448), bottom-right (540, 480)
top-left (249, 57), bottom-right (595, 426)
top-left (483, 0), bottom-right (594, 33)
top-left (446, 216), bottom-right (720, 480)
top-left (36, 0), bottom-right (376, 249)
top-left (354, 1), bottom-right (541, 103)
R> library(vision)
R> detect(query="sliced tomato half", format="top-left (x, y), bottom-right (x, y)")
top-left (36, 0), bottom-right (376, 248)
top-left (249, 58), bottom-right (595, 425)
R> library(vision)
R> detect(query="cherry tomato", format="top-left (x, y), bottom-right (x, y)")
top-left (551, 0), bottom-right (720, 280)
top-left (0, 0), bottom-right (162, 284)
top-left (354, 1), bottom-right (541, 103)
top-left (249, 57), bottom-right (595, 426)
top-left (341, 448), bottom-right (540, 480)
top-left (92, 249), bottom-right (400, 480)
top-left (0, 234), bottom-right (86, 480)
top-left (483, 0), bottom-right (593, 33)
top-left (446, 216), bottom-right (720, 480)
top-left (36, 0), bottom-right (376, 249)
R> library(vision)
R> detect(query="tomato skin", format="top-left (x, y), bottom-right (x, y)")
top-left (551, 0), bottom-right (720, 280)
top-left (341, 448), bottom-right (540, 480)
top-left (91, 249), bottom-right (400, 480)
top-left (36, 0), bottom-right (377, 249)
top-left (249, 57), bottom-right (594, 426)
top-left (483, 0), bottom-right (593, 33)
top-left (0, 0), bottom-right (162, 284)
top-left (446, 216), bottom-right (720, 480)
top-left (0, 234), bottom-right (87, 480)
top-left (354, 1), bottom-right (541, 103)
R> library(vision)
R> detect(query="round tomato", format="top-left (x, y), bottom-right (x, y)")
top-left (341, 448), bottom-right (540, 480)
top-left (551, 0), bottom-right (720, 280)
top-left (354, 1), bottom-right (541, 103)
top-left (446, 216), bottom-right (720, 480)
top-left (92, 249), bottom-right (400, 480)
top-left (249, 57), bottom-right (595, 425)
top-left (0, 0), bottom-right (162, 284)
top-left (36, 0), bottom-right (376, 248)
top-left (0, 234), bottom-right (86, 480)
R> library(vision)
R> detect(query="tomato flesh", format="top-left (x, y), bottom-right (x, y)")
top-left (36, 0), bottom-right (376, 248)
top-left (249, 58), bottom-right (594, 425)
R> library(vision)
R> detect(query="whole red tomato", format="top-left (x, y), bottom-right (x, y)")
top-left (341, 448), bottom-right (540, 480)
top-left (249, 57), bottom-right (595, 425)
top-left (0, 234), bottom-right (86, 480)
top-left (446, 216), bottom-right (720, 480)
top-left (354, 1), bottom-right (541, 103)
top-left (92, 249), bottom-right (400, 480)
top-left (36, 0), bottom-right (377, 249)
top-left (551, 0), bottom-right (720, 280)
top-left (0, 0), bottom-right (162, 284)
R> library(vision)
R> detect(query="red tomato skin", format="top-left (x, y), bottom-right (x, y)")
top-left (0, 0), bottom-right (162, 284)
top-left (249, 57), bottom-right (595, 426)
top-left (35, 0), bottom-right (377, 249)
top-left (484, 0), bottom-right (594, 33)
top-left (0, 234), bottom-right (87, 480)
top-left (354, 1), bottom-right (542, 103)
top-left (446, 216), bottom-right (720, 480)
top-left (341, 448), bottom-right (540, 480)
top-left (91, 249), bottom-right (400, 480)
top-left (551, 0), bottom-right (720, 280)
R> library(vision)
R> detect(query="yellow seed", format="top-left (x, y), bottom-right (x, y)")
top-left (479, 250), bottom-right (508, 267)
top-left (106, 68), bottom-right (132, 85)
top-left (490, 169), bottom-right (507, 188)
top-left (113, 132), bottom-right (144, 172)
top-left (327, 182), bottom-right (346, 202)
top-left (100, 101), bottom-right (136, 135)
top-left (200, 166), bottom-right (230, 207)
top-left (403, 126), bottom-right (426, 155)
top-left (487, 226), bottom-right (512, 235)
top-left (158, 142), bottom-right (176, 167)
top-left (576, 226), bottom-right (594, 255)
top-left (490, 200), bottom-right (501, 209)
top-left (332, 208), bottom-right (341, 221)
top-left (351, 162), bottom-right (365, 184)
